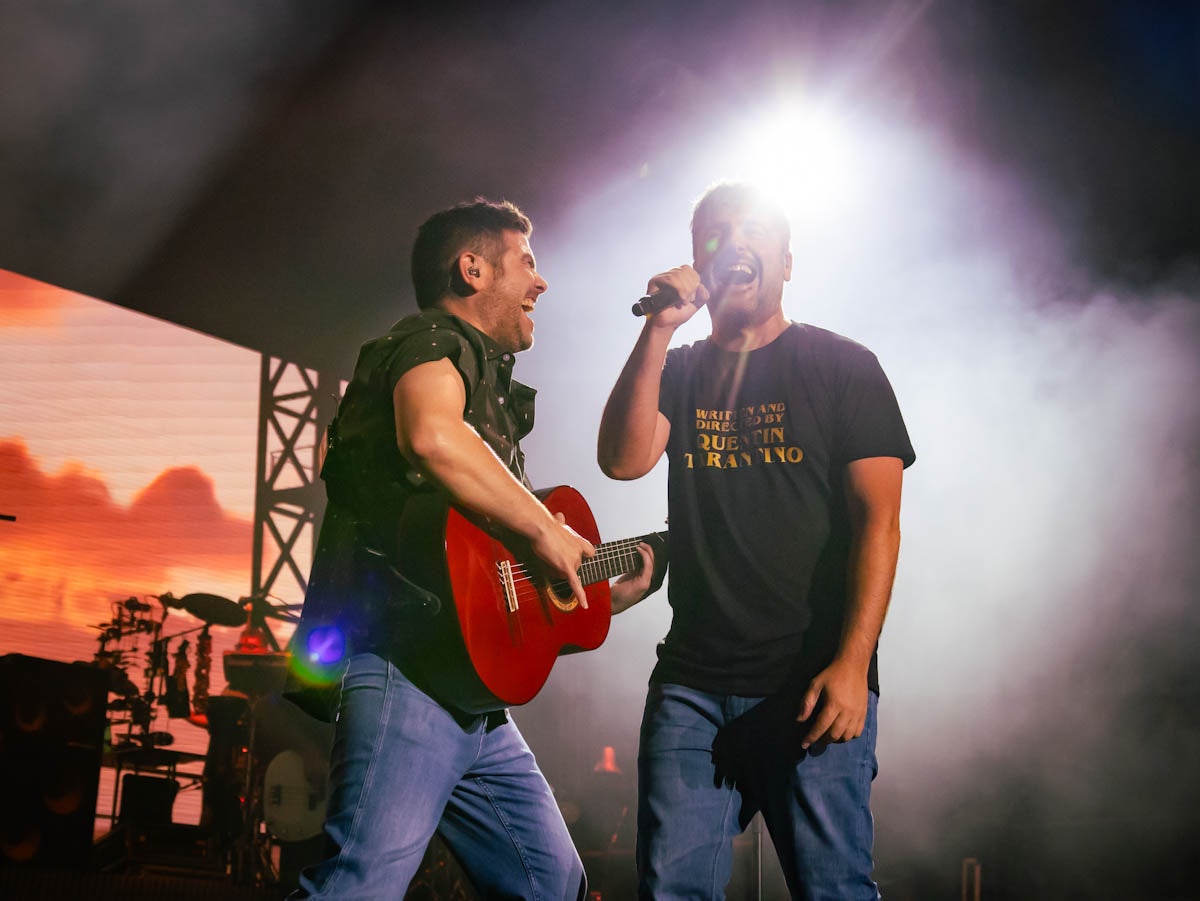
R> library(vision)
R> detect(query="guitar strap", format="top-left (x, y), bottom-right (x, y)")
top-left (356, 538), bottom-right (441, 617)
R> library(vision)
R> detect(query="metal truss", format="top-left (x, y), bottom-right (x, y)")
top-left (251, 355), bottom-right (339, 609)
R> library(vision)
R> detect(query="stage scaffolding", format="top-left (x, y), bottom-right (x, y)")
top-left (250, 355), bottom-right (339, 617)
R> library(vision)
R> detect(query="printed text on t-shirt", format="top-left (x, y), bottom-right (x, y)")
top-left (684, 403), bottom-right (804, 469)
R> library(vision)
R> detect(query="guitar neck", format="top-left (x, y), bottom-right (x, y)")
top-left (578, 531), bottom-right (666, 586)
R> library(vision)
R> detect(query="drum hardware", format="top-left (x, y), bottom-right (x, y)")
top-left (148, 591), bottom-right (238, 726)
top-left (219, 592), bottom-right (315, 886)
top-left (93, 598), bottom-right (168, 744)
top-left (186, 626), bottom-right (213, 728)
top-left (227, 595), bottom-right (286, 884)
top-left (135, 730), bottom-right (175, 747)
top-left (163, 638), bottom-right (192, 719)
top-left (87, 588), bottom-right (249, 853)
top-left (232, 693), bottom-right (274, 884)
top-left (144, 624), bottom-right (207, 722)
top-left (195, 687), bottom-right (283, 885)
top-left (94, 651), bottom-right (139, 698)
top-left (87, 588), bottom-right (314, 886)
top-left (105, 742), bottom-right (206, 765)
top-left (238, 593), bottom-right (301, 654)
top-left (157, 591), bottom-right (248, 627)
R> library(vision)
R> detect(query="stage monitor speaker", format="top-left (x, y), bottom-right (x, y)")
top-left (0, 654), bottom-right (108, 868)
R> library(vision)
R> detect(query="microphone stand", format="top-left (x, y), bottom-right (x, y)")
top-left (752, 812), bottom-right (763, 901)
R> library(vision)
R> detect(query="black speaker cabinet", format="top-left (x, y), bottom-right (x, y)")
top-left (0, 654), bottom-right (108, 867)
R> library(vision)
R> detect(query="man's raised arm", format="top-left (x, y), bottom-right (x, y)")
top-left (598, 265), bottom-right (706, 479)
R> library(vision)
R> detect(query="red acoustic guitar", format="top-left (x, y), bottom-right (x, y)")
top-left (392, 485), bottom-right (666, 713)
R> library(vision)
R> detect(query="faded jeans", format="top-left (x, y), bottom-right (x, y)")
top-left (637, 681), bottom-right (880, 901)
top-left (290, 653), bottom-right (584, 900)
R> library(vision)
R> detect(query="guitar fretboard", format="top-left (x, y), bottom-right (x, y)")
top-left (578, 532), bottom-right (665, 585)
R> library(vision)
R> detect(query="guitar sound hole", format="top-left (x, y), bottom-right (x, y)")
top-left (547, 579), bottom-right (578, 612)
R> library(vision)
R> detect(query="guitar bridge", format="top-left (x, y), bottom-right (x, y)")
top-left (497, 560), bottom-right (519, 613)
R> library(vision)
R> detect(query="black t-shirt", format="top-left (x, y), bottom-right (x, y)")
top-left (655, 322), bottom-right (915, 697)
top-left (294, 310), bottom-right (535, 680)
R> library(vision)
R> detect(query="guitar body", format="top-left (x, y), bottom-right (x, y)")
top-left (394, 486), bottom-right (618, 713)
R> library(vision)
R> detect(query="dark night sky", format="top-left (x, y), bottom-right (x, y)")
top-left (2, 0), bottom-right (1197, 372)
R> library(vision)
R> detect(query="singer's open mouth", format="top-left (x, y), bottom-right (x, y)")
top-left (719, 258), bottom-right (760, 287)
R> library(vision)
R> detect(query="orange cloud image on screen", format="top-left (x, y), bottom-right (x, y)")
top-left (1, 269), bottom-right (266, 828)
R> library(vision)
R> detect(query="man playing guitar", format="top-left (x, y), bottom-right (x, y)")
top-left (288, 199), bottom-right (655, 900)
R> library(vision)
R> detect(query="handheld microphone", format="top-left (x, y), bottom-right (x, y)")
top-left (634, 285), bottom-right (705, 318)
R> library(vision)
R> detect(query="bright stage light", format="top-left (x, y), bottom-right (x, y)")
top-left (715, 100), bottom-right (865, 231)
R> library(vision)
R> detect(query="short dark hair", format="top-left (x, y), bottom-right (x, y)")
top-left (690, 182), bottom-right (791, 254)
top-left (411, 198), bottom-right (532, 309)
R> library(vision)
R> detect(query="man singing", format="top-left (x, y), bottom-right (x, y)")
top-left (598, 182), bottom-right (914, 900)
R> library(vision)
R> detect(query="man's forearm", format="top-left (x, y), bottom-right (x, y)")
top-left (837, 518), bottom-right (901, 673)
top-left (406, 416), bottom-right (559, 545)
top-left (598, 322), bottom-right (672, 479)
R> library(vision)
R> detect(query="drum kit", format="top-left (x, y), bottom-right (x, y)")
top-left (87, 591), bottom-right (630, 895)
top-left (92, 591), bottom-right (255, 747)
top-left (89, 588), bottom-right (316, 886)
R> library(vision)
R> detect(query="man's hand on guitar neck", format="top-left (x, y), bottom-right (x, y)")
top-left (530, 511), bottom-right (595, 609)
top-left (611, 542), bottom-right (655, 614)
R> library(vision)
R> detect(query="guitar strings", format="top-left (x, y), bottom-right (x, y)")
top-left (502, 536), bottom-right (648, 601)
top-left (503, 535), bottom-right (648, 574)
top-left (505, 537), bottom-right (645, 581)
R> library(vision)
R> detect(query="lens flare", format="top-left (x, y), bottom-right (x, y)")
top-left (288, 624), bottom-right (347, 686)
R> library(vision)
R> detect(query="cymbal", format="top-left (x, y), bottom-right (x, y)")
top-left (177, 592), bottom-right (246, 627)
top-left (105, 744), bottom-right (206, 766)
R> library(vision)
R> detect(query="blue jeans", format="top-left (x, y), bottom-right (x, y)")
top-left (637, 682), bottom-right (880, 901)
top-left (290, 653), bottom-right (584, 900)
